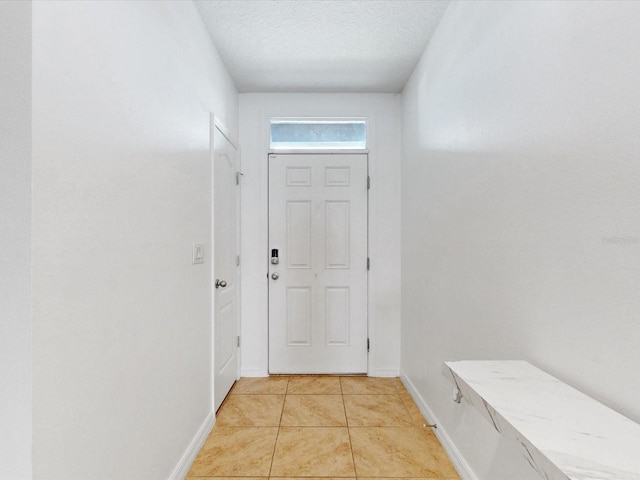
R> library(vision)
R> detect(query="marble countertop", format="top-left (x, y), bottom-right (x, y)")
top-left (443, 360), bottom-right (640, 480)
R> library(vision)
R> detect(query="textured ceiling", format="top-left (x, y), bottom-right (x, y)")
top-left (195, 0), bottom-right (450, 93)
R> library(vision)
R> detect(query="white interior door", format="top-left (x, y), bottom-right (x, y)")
top-left (213, 121), bottom-right (240, 410)
top-left (268, 153), bottom-right (368, 374)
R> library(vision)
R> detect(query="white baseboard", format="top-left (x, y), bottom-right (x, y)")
top-left (399, 370), bottom-right (478, 480)
top-left (375, 368), bottom-right (400, 377)
top-left (240, 368), bottom-right (266, 377)
top-left (169, 412), bottom-right (215, 480)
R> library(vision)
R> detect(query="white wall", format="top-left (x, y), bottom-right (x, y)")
top-left (0, 2), bottom-right (33, 478)
top-left (31, 1), bottom-right (238, 478)
top-left (239, 93), bottom-right (402, 377)
top-left (401, 1), bottom-right (640, 479)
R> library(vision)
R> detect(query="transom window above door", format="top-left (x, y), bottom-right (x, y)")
top-left (269, 119), bottom-right (367, 150)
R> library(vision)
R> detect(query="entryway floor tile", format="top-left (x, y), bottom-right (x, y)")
top-left (340, 376), bottom-right (398, 394)
top-left (425, 431), bottom-right (461, 478)
top-left (186, 477), bottom-right (267, 480)
top-left (401, 394), bottom-right (432, 427)
top-left (231, 377), bottom-right (289, 395)
top-left (349, 427), bottom-right (439, 477)
top-left (270, 426), bottom-right (355, 477)
top-left (344, 394), bottom-right (412, 426)
top-left (281, 394), bottom-right (346, 426)
top-left (216, 394), bottom-right (284, 426)
top-left (286, 376), bottom-right (342, 395)
top-left (187, 426), bottom-right (278, 477)
top-left (187, 376), bottom-right (460, 480)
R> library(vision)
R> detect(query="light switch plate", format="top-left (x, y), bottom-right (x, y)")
top-left (192, 243), bottom-right (205, 264)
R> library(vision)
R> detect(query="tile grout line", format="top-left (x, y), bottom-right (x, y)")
top-left (341, 377), bottom-right (359, 477)
top-left (268, 377), bottom-right (289, 478)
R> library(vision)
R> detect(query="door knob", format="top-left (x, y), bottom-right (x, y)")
top-left (271, 272), bottom-right (279, 280)
top-left (215, 279), bottom-right (228, 289)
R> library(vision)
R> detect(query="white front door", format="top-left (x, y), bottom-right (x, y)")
top-left (268, 153), bottom-right (368, 374)
top-left (213, 121), bottom-right (240, 410)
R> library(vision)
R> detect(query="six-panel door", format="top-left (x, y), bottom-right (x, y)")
top-left (268, 153), bottom-right (368, 373)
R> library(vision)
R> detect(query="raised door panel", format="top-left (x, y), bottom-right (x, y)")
top-left (325, 200), bottom-right (350, 269)
top-left (325, 287), bottom-right (350, 345)
top-left (286, 287), bottom-right (312, 346)
top-left (286, 201), bottom-right (312, 269)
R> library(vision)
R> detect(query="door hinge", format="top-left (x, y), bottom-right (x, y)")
top-left (236, 255), bottom-right (240, 266)
top-left (367, 176), bottom-right (371, 190)
top-left (235, 171), bottom-right (243, 185)
top-left (367, 257), bottom-right (370, 270)
top-left (367, 338), bottom-right (370, 352)
top-left (237, 336), bottom-right (240, 347)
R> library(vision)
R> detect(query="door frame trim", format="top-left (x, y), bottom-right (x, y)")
top-left (266, 151), bottom-right (370, 374)
top-left (210, 113), bottom-right (242, 410)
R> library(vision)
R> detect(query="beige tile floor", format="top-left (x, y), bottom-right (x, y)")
top-left (187, 376), bottom-right (460, 480)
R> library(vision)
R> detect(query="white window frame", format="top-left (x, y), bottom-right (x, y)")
top-left (268, 117), bottom-right (369, 153)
